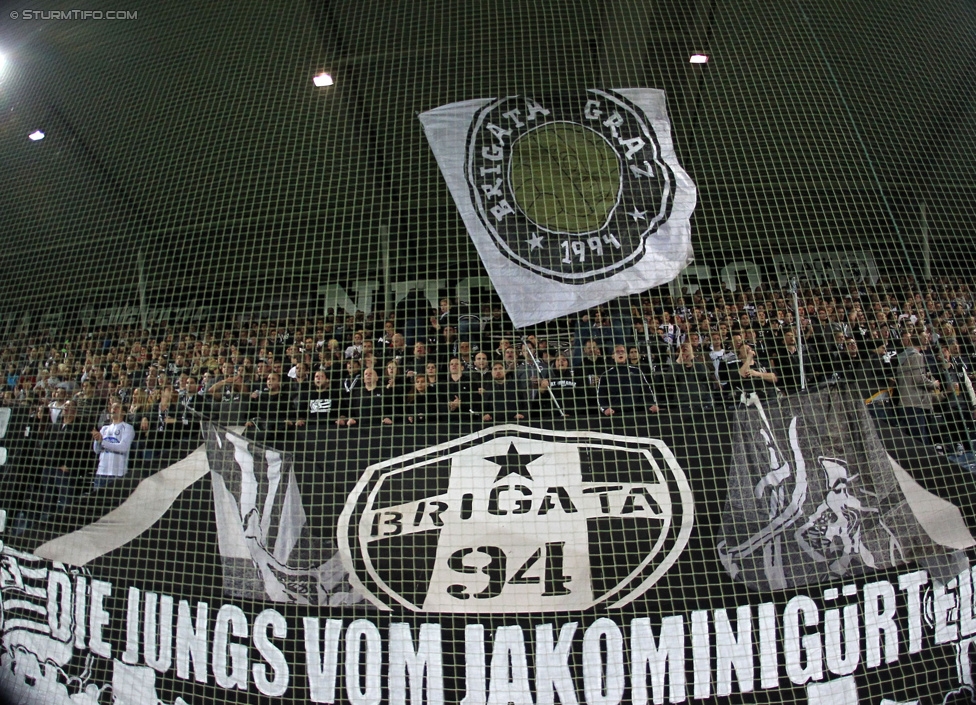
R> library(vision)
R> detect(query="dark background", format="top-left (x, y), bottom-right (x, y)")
top-left (0, 0), bottom-right (973, 322)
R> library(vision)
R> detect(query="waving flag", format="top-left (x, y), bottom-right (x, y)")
top-left (420, 89), bottom-right (696, 328)
top-left (718, 387), bottom-right (975, 591)
top-left (205, 425), bottom-right (362, 606)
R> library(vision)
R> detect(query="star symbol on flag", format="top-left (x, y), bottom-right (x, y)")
top-left (629, 208), bottom-right (647, 221)
top-left (485, 442), bottom-right (543, 482)
top-left (527, 232), bottom-right (544, 250)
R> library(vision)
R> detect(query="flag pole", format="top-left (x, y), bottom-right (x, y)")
top-left (791, 278), bottom-right (806, 391)
top-left (522, 336), bottom-right (566, 417)
top-left (641, 311), bottom-right (656, 377)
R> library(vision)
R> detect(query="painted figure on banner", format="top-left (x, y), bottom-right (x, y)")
top-left (718, 387), bottom-right (965, 592)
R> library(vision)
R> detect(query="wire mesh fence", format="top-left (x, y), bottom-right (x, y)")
top-left (2, 1), bottom-right (976, 703)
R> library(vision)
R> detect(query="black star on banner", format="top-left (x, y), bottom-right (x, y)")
top-left (485, 442), bottom-right (543, 482)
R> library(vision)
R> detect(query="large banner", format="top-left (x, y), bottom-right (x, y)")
top-left (419, 89), bottom-right (697, 328)
top-left (720, 391), bottom-right (974, 592)
top-left (3, 387), bottom-right (976, 704)
top-left (206, 429), bottom-right (360, 606)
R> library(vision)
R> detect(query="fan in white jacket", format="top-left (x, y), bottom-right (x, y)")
top-left (91, 401), bottom-right (135, 489)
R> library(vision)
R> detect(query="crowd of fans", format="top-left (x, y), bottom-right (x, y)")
top-left (2, 273), bottom-right (975, 527)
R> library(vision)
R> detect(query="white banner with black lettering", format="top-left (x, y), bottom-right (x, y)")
top-left (419, 88), bottom-right (697, 328)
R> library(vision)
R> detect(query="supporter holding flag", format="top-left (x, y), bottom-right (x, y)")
top-left (246, 372), bottom-right (293, 447)
top-left (772, 330), bottom-right (803, 395)
top-left (514, 342), bottom-right (549, 402)
top-left (897, 334), bottom-right (940, 445)
top-left (539, 354), bottom-right (585, 417)
top-left (733, 342), bottom-right (779, 401)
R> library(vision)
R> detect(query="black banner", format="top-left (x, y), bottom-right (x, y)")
top-left (3, 387), bottom-right (976, 704)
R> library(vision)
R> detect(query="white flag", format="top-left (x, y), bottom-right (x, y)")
top-left (419, 89), bottom-right (696, 328)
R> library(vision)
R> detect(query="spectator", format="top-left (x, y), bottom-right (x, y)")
top-left (440, 325), bottom-right (458, 356)
top-left (288, 362), bottom-right (311, 390)
top-left (471, 351), bottom-right (491, 388)
top-left (407, 340), bottom-right (431, 378)
top-left (5, 363), bottom-right (19, 393)
top-left (408, 375), bottom-right (441, 424)
top-left (338, 359), bottom-right (362, 411)
top-left (10, 399), bottom-right (91, 537)
top-left (501, 346), bottom-right (518, 372)
top-left (597, 345), bottom-right (660, 417)
top-left (628, 346), bottom-right (656, 379)
top-left (246, 373), bottom-right (293, 447)
top-left (862, 341), bottom-right (897, 400)
top-left (346, 367), bottom-right (393, 427)
top-left (539, 354), bottom-right (584, 416)
top-left (480, 362), bottom-right (528, 423)
top-left (209, 361), bottom-right (247, 402)
top-left (344, 331), bottom-right (365, 359)
top-left (376, 321), bottom-right (397, 348)
top-left (936, 345), bottom-right (972, 450)
top-left (425, 361), bottom-right (441, 390)
top-left (385, 333), bottom-right (408, 365)
top-left (735, 343), bottom-right (779, 399)
top-left (294, 369), bottom-right (336, 430)
top-left (127, 388), bottom-right (151, 419)
top-left (457, 340), bottom-right (475, 370)
top-left (175, 376), bottom-right (205, 448)
top-left (896, 334), bottom-right (940, 445)
top-left (714, 333), bottom-right (745, 403)
top-left (48, 387), bottom-right (69, 424)
top-left (773, 330), bottom-right (803, 395)
top-left (667, 343), bottom-right (715, 413)
top-left (55, 363), bottom-right (78, 394)
top-left (91, 401), bottom-right (135, 491)
top-left (383, 360), bottom-right (409, 414)
top-left (42, 400), bottom-right (89, 514)
top-left (443, 357), bottom-right (473, 418)
top-left (154, 385), bottom-right (179, 433)
top-left (707, 331), bottom-right (727, 377)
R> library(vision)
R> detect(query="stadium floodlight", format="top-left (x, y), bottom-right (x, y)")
top-left (689, 53), bottom-right (709, 64)
top-left (312, 72), bottom-right (334, 87)
top-left (28, 130), bottom-right (45, 141)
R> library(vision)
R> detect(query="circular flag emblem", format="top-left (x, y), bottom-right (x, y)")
top-left (338, 426), bottom-right (694, 613)
top-left (465, 90), bottom-right (677, 284)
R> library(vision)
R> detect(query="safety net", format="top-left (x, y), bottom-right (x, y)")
top-left (1, 1), bottom-right (976, 704)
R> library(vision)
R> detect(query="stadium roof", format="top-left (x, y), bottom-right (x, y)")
top-left (0, 0), bottom-right (974, 314)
